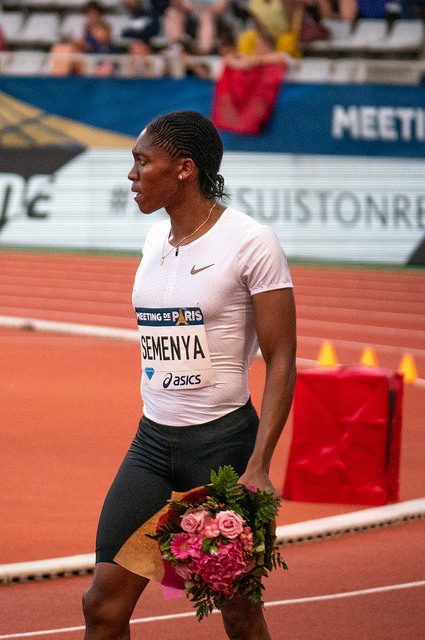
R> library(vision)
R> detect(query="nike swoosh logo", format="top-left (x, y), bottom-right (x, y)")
top-left (190, 263), bottom-right (215, 275)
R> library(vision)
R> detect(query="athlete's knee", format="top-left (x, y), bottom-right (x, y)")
top-left (83, 583), bottom-right (114, 627)
top-left (221, 598), bottom-right (271, 640)
top-left (222, 612), bottom-right (249, 640)
top-left (82, 563), bottom-right (148, 639)
top-left (82, 581), bottom-right (129, 637)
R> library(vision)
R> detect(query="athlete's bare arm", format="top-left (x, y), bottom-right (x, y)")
top-left (239, 287), bottom-right (296, 493)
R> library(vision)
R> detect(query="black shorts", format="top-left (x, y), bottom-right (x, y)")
top-left (96, 399), bottom-right (259, 564)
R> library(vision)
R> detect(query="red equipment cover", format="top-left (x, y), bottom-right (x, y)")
top-left (282, 366), bottom-right (403, 505)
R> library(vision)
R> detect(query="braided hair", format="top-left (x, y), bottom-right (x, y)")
top-left (145, 111), bottom-right (229, 200)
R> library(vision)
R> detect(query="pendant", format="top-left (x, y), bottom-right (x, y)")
top-left (160, 257), bottom-right (164, 266)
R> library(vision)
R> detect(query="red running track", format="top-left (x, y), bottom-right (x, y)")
top-left (1, 522), bottom-right (424, 640)
top-left (1, 250), bottom-right (424, 639)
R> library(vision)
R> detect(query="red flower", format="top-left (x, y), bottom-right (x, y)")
top-left (191, 540), bottom-right (248, 594)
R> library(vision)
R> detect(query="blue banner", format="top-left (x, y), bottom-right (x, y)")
top-left (1, 77), bottom-right (424, 158)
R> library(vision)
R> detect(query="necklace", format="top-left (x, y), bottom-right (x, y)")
top-left (160, 202), bottom-right (216, 266)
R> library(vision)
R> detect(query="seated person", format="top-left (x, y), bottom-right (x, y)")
top-left (50, 2), bottom-right (115, 76)
top-left (298, 1), bottom-right (330, 44)
top-left (356, 0), bottom-right (387, 19)
top-left (121, 0), bottom-right (170, 56)
top-left (163, 0), bottom-right (229, 54)
top-left (90, 19), bottom-right (119, 77)
top-left (316, 0), bottom-right (358, 21)
top-left (237, 0), bottom-right (304, 58)
top-left (50, 1), bottom-right (109, 75)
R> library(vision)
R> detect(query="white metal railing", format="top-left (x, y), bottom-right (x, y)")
top-left (1, 50), bottom-right (425, 84)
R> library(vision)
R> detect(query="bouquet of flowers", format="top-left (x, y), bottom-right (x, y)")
top-left (148, 465), bottom-right (288, 621)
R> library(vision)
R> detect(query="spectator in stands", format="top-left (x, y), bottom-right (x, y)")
top-left (90, 19), bottom-right (119, 76)
top-left (65, 1), bottom-right (107, 54)
top-left (395, 0), bottom-right (413, 17)
top-left (236, 0), bottom-right (305, 59)
top-left (50, 2), bottom-right (116, 76)
top-left (412, 1), bottom-right (425, 19)
top-left (354, 1), bottom-right (410, 23)
top-left (298, 1), bottom-right (330, 45)
top-left (356, 0), bottom-right (387, 19)
top-left (326, 0), bottom-right (358, 21)
top-left (303, 0), bottom-right (330, 19)
top-left (0, 6), bottom-right (8, 51)
top-left (121, 0), bottom-right (170, 56)
top-left (0, 24), bottom-right (6, 52)
top-left (163, 0), bottom-right (230, 54)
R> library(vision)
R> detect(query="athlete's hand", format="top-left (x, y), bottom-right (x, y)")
top-left (238, 467), bottom-right (278, 498)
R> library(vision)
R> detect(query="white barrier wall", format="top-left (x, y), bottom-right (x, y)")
top-left (1, 150), bottom-right (424, 264)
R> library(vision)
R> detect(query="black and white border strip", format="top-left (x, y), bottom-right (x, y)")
top-left (0, 316), bottom-right (139, 341)
top-left (275, 497), bottom-right (425, 545)
top-left (1, 498), bottom-right (424, 585)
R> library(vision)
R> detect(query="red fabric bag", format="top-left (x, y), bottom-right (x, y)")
top-left (212, 61), bottom-right (285, 135)
top-left (282, 366), bottom-right (403, 506)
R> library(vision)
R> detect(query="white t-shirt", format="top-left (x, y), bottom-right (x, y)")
top-left (132, 207), bottom-right (293, 426)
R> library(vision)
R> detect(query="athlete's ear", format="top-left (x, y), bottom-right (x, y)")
top-left (177, 157), bottom-right (196, 181)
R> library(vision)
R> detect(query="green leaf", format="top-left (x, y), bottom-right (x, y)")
top-left (210, 466), bottom-right (247, 513)
top-left (201, 537), bottom-right (218, 554)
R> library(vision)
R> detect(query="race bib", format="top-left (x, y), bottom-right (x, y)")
top-left (135, 306), bottom-right (215, 390)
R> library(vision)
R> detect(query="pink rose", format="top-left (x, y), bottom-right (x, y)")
top-left (181, 508), bottom-right (208, 534)
top-left (215, 510), bottom-right (245, 539)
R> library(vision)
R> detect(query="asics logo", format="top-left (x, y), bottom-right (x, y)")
top-left (190, 263), bottom-right (215, 275)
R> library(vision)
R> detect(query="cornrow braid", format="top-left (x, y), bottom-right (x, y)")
top-left (146, 111), bottom-right (229, 200)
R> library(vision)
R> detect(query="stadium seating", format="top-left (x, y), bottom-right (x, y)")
top-left (303, 17), bottom-right (425, 58)
top-left (0, 10), bottom-right (24, 44)
top-left (338, 18), bottom-right (388, 52)
top-left (59, 13), bottom-right (86, 40)
top-left (304, 17), bottom-right (353, 53)
top-left (15, 12), bottom-right (61, 47)
top-left (2, 0), bottom-right (121, 8)
top-left (368, 19), bottom-right (425, 55)
top-left (0, 3), bottom-right (424, 76)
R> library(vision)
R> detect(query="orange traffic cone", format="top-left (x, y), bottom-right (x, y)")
top-left (360, 347), bottom-right (378, 367)
top-left (398, 354), bottom-right (418, 383)
top-left (317, 341), bottom-right (338, 367)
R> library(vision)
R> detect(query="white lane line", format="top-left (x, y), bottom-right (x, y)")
top-left (265, 579), bottom-right (425, 607)
top-left (1, 580), bottom-right (424, 639)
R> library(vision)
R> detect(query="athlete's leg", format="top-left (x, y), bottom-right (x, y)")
top-left (83, 417), bottom-right (173, 640)
top-left (170, 399), bottom-right (259, 491)
top-left (220, 594), bottom-right (271, 640)
top-left (83, 563), bottom-right (149, 640)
